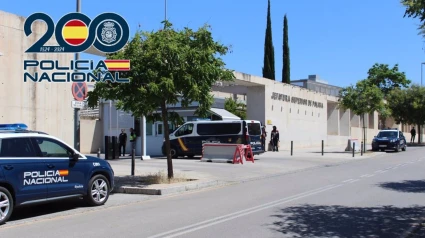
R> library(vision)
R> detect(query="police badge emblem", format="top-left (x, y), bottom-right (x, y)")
top-left (101, 21), bottom-right (117, 44)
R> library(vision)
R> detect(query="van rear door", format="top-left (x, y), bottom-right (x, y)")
top-left (244, 120), bottom-right (263, 153)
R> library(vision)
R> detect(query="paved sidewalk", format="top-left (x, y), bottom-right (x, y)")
top-left (87, 144), bottom-right (387, 195)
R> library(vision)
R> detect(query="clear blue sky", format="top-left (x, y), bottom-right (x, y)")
top-left (2, 0), bottom-right (425, 87)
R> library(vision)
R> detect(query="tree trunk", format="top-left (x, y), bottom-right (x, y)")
top-left (161, 100), bottom-right (174, 179)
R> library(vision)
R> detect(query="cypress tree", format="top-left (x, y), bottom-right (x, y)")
top-left (283, 14), bottom-right (290, 84)
top-left (262, 0), bottom-right (275, 80)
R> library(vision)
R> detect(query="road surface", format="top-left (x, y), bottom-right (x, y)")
top-left (1, 148), bottom-right (425, 238)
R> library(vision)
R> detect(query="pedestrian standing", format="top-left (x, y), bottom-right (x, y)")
top-left (261, 125), bottom-right (267, 151)
top-left (410, 127), bottom-right (416, 143)
top-left (129, 128), bottom-right (136, 156)
top-left (270, 126), bottom-right (280, 152)
top-left (118, 129), bottom-right (127, 156)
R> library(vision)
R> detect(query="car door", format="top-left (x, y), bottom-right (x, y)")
top-left (0, 137), bottom-right (47, 205)
top-left (174, 123), bottom-right (196, 154)
top-left (31, 137), bottom-right (88, 198)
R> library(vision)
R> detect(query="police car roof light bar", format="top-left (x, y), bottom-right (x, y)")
top-left (0, 123), bottom-right (28, 131)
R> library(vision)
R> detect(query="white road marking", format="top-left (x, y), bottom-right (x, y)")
top-left (148, 184), bottom-right (343, 238)
top-left (364, 174), bottom-right (375, 178)
top-left (343, 179), bottom-right (356, 183)
top-left (375, 170), bottom-right (386, 173)
top-left (360, 174), bottom-right (370, 178)
top-left (347, 179), bottom-right (359, 183)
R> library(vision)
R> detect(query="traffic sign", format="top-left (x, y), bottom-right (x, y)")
top-left (71, 100), bottom-right (86, 109)
top-left (72, 82), bottom-right (88, 101)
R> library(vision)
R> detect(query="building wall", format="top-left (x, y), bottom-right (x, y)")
top-left (0, 10), bottom-right (76, 145)
top-left (263, 82), bottom-right (328, 149)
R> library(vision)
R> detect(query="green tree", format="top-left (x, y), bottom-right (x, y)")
top-left (282, 14), bottom-right (290, 84)
top-left (224, 97), bottom-right (247, 120)
top-left (262, 0), bottom-right (275, 80)
top-left (338, 79), bottom-right (385, 151)
top-left (87, 21), bottom-right (235, 178)
top-left (364, 63), bottom-right (411, 128)
top-left (387, 85), bottom-right (425, 143)
top-left (401, 0), bottom-right (425, 36)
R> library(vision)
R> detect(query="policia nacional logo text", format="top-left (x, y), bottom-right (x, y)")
top-left (23, 170), bottom-right (69, 186)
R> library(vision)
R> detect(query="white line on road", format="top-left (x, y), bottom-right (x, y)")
top-left (342, 179), bottom-right (356, 183)
top-left (360, 174), bottom-right (371, 178)
top-left (347, 179), bottom-right (359, 183)
top-left (375, 170), bottom-right (386, 173)
top-left (364, 174), bottom-right (375, 178)
top-left (147, 184), bottom-right (343, 238)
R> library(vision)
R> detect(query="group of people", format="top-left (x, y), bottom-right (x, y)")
top-left (118, 128), bottom-right (137, 156)
top-left (261, 125), bottom-right (280, 152)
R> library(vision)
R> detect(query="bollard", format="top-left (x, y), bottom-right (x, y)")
top-left (97, 148), bottom-right (100, 158)
top-left (291, 141), bottom-right (293, 156)
top-left (131, 149), bottom-right (135, 176)
top-left (352, 142), bottom-right (355, 157)
top-left (361, 141), bottom-right (363, 156)
top-left (321, 140), bottom-right (324, 156)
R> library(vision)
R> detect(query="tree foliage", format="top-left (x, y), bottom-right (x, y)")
top-left (388, 85), bottom-right (425, 142)
top-left (338, 79), bottom-right (385, 148)
top-left (282, 14), bottom-right (290, 84)
top-left (365, 63), bottom-right (411, 95)
top-left (224, 97), bottom-right (247, 120)
top-left (262, 0), bottom-right (275, 80)
top-left (364, 63), bottom-right (410, 127)
top-left (387, 85), bottom-right (425, 142)
top-left (87, 21), bottom-right (235, 178)
top-left (338, 79), bottom-right (385, 116)
top-left (401, 0), bottom-right (425, 36)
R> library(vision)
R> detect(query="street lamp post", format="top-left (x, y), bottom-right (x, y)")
top-left (74, 0), bottom-right (81, 151)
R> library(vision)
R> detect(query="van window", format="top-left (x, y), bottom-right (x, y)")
top-left (0, 137), bottom-right (37, 157)
top-left (175, 123), bottom-right (194, 137)
top-left (197, 123), bottom-right (241, 135)
top-left (247, 123), bottom-right (261, 135)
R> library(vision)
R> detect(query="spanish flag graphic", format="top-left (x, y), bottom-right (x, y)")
top-left (104, 60), bottom-right (131, 71)
top-left (62, 20), bottom-right (88, 46)
top-left (58, 170), bottom-right (69, 176)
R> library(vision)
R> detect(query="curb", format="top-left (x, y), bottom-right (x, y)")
top-left (112, 180), bottom-right (229, 195)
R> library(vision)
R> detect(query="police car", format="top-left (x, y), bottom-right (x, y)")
top-left (371, 128), bottom-right (407, 152)
top-left (0, 124), bottom-right (114, 225)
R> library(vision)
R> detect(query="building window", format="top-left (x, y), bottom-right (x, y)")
top-left (197, 123), bottom-right (241, 135)
top-left (146, 121), bottom-right (153, 135)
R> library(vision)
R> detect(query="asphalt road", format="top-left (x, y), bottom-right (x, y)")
top-left (1, 147), bottom-right (425, 238)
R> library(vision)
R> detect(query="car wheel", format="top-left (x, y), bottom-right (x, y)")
top-left (170, 147), bottom-right (178, 158)
top-left (402, 145), bottom-right (406, 151)
top-left (85, 175), bottom-right (110, 206)
top-left (0, 186), bottom-right (13, 225)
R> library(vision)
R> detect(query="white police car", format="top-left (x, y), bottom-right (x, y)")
top-left (0, 124), bottom-right (114, 225)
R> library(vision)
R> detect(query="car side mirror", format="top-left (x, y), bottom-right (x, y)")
top-left (71, 153), bottom-right (79, 161)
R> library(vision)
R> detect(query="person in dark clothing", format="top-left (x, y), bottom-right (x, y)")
top-left (261, 125), bottom-right (267, 151)
top-left (411, 127), bottom-right (416, 143)
top-left (270, 126), bottom-right (280, 152)
top-left (118, 129), bottom-right (127, 156)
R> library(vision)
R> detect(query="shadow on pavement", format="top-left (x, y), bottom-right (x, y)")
top-left (407, 143), bottom-right (425, 147)
top-left (378, 180), bottom-right (425, 193)
top-left (269, 204), bottom-right (425, 238)
top-left (9, 197), bottom-right (89, 221)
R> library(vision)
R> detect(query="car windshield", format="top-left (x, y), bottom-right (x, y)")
top-left (377, 131), bottom-right (397, 138)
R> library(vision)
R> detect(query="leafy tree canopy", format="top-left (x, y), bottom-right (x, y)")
top-left (365, 63), bottom-right (411, 96)
top-left (401, 0), bottom-right (425, 36)
top-left (387, 85), bottom-right (425, 126)
top-left (338, 79), bottom-right (385, 116)
top-left (224, 97), bottom-right (247, 120)
top-left (87, 21), bottom-right (235, 178)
